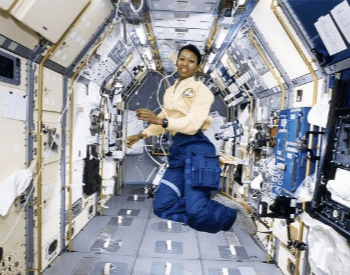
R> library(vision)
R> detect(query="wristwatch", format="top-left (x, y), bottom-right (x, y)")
top-left (162, 118), bottom-right (169, 128)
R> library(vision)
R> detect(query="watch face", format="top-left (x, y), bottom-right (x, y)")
top-left (162, 118), bottom-right (168, 128)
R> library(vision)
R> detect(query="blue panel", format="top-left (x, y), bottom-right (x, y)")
top-left (287, 0), bottom-right (350, 66)
top-left (275, 109), bottom-right (289, 159)
top-left (274, 108), bottom-right (316, 195)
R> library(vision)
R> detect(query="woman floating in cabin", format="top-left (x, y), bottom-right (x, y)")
top-left (125, 44), bottom-right (256, 235)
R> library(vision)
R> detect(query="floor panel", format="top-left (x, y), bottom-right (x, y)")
top-left (43, 185), bottom-right (283, 275)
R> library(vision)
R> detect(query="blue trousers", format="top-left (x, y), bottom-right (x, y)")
top-left (153, 131), bottom-right (236, 233)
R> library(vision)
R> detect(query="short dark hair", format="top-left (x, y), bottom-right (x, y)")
top-left (178, 44), bottom-right (201, 65)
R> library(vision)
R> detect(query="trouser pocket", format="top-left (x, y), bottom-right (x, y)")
top-left (190, 154), bottom-right (221, 190)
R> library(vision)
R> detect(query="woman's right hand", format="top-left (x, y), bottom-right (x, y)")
top-left (124, 132), bottom-right (144, 148)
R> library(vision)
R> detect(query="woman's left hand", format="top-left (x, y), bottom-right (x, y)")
top-left (136, 109), bottom-right (162, 125)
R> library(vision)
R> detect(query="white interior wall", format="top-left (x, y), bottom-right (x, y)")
top-left (251, 0), bottom-right (313, 80)
top-left (0, 50), bottom-right (28, 182)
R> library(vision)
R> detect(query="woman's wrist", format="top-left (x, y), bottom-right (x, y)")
top-left (138, 131), bottom-right (147, 139)
top-left (157, 117), bottom-right (163, 125)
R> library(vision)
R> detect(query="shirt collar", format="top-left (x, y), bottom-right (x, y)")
top-left (175, 76), bottom-right (195, 87)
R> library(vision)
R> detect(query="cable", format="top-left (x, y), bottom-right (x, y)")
top-left (155, 69), bottom-right (177, 165)
top-left (97, 94), bottom-right (112, 155)
top-left (129, 0), bottom-right (144, 13)
top-left (229, 1), bottom-right (240, 25)
top-left (156, 69), bottom-right (177, 119)
top-left (144, 145), bottom-right (163, 166)
top-left (115, 52), bottom-right (134, 81)
top-left (0, 118), bottom-right (60, 246)
top-left (111, 0), bottom-right (121, 16)
top-left (152, 69), bottom-right (176, 89)
top-left (105, 96), bottom-right (112, 153)
top-left (145, 86), bottom-right (159, 110)
top-left (161, 40), bottom-right (179, 52)
top-left (135, 155), bottom-right (145, 183)
top-left (134, 69), bottom-right (177, 167)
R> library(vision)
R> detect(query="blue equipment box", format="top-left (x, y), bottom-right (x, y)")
top-left (274, 107), bottom-right (316, 195)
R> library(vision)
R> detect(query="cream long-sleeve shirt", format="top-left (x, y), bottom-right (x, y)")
top-left (143, 76), bottom-right (214, 137)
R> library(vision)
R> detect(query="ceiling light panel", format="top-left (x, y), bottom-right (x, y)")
top-left (151, 12), bottom-right (213, 30)
top-left (147, 0), bottom-right (218, 13)
top-left (147, 0), bottom-right (220, 73)
top-left (153, 27), bottom-right (209, 41)
top-left (158, 40), bottom-right (206, 53)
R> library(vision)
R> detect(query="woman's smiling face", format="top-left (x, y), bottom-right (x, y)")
top-left (176, 49), bottom-right (198, 80)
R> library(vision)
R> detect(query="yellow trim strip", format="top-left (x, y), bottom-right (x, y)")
top-left (248, 28), bottom-right (286, 110)
top-left (271, 1), bottom-right (319, 274)
top-left (68, 21), bottom-right (114, 243)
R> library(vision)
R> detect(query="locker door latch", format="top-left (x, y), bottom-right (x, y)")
top-left (301, 149), bottom-right (321, 166)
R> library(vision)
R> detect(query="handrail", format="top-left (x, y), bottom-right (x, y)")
top-left (248, 28), bottom-right (286, 110)
top-left (36, 0), bottom-right (95, 263)
top-left (225, 58), bottom-right (253, 182)
top-left (226, 58), bottom-right (253, 148)
top-left (68, 20), bottom-right (114, 250)
top-left (271, 0), bottom-right (318, 106)
top-left (37, 43), bottom-right (54, 275)
top-left (271, 1), bottom-right (319, 274)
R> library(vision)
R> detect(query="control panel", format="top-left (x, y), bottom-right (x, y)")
top-left (0, 50), bottom-right (21, 86)
top-left (274, 107), bottom-right (316, 195)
